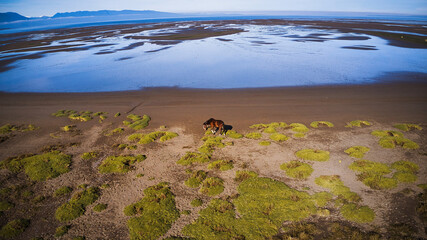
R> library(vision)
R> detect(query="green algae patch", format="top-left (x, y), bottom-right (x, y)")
top-left (199, 136), bottom-right (226, 154)
top-left (55, 225), bottom-right (70, 237)
top-left (55, 187), bottom-right (100, 222)
top-left (234, 170), bottom-right (258, 182)
top-left (393, 123), bottom-right (422, 132)
top-left (93, 203), bottom-right (107, 212)
top-left (371, 130), bottom-right (419, 149)
top-left (191, 198), bottom-right (203, 207)
top-left (124, 182), bottom-right (180, 240)
top-left (391, 160), bottom-right (419, 173)
top-left (345, 120), bottom-right (372, 128)
top-left (0, 219), bottom-right (30, 239)
top-left (269, 133), bottom-right (289, 142)
top-left (310, 121), bottom-right (334, 128)
top-left (2, 151), bottom-right (71, 181)
top-left (225, 130), bottom-right (243, 139)
top-left (177, 152), bottom-right (211, 166)
top-left (344, 146), bottom-right (370, 158)
top-left (199, 177), bottom-right (224, 196)
top-left (54, 186), bottom-right (73, 197)
top-left (280, 160), bottom-right (313, 180)
top-left (340, 203), bottom-right (375, 223)
top-left (259, 140), bottom-right (271, 146)
top-left (244, 132), bottom-right (262, 139)
top-left (185, 170), bottom-right (207, 188)
top-left (123, 114), bottom-right (151, 130)
top-left (295, 149), bottom-right (330, 162)
top-left (81, 151), bottom-right (99, 160)
top-left (207, 160), bottom-right (234, 171)
top-left (98, 155), bottom-right (146, 174)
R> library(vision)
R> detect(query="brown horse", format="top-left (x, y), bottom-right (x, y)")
top-left (203, 118), bottom-right (225, 135)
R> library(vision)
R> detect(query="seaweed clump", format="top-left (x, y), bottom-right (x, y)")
top-left (371, 130), bottom-right (419, 149)
top-left (1, 151), bottom-right (72, 181)
top-left (98, 155), bottom-right (146, 174)
top-left (124, 182), bottom-right (180, 240)
top-left (55, 187), bottom-right (100, 222)
top-left (280, 160), bottom-right (313, 180)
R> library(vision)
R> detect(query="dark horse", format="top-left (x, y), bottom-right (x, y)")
top-left (203, 118), bottom-right (225, 135)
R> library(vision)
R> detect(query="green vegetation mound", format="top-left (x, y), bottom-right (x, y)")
top-left (191, 198), bottom-right (203, 207)
top-left (345, 120), bottom-right (371, 128)
top-left (0, 124), bottom-right (38, 134)
top-left (244, 132), bottom-right (262, 139)
top-left (234, 170), bottom-right (258, 182)
top-left (54, 186), bottom-right (73, 197)
top-left (93, 203), bottom-right (107, 212)
top-left (295, 149), bottom-right (330, 162)
top-left (55, 225), bottom-right (70, 237)
top-left (0, 219), bottom-right (30, 239)
top-left (269, 133), bottom-right (289, 142)
top-left (0, 200), bottom-right (13, 212)
top-left (207, 160), bottom-right (234, 171)
top-left (51, 109), bottom-right (77, 117)
top-left (1, 151), bottom-right (71, 181)
top-left (310, 121), bottom-right (334, 128)
top-left (371, 130), bottom-right (419, 149)
top-left (393, 172), bottom-right (417, 183)
top-left (128, 131), bottom-right (178, 144)
top-left (55, 187), bottom-right (100, 222)
top-left (68, 111), bottom-right (93, 122)
top-left (391, 160), bottom-right (419, 173)
top-left (123, 114), bottom-right (151, 130)
top-left (393, 123), bottom-right (422, 132)
top-left (259, 141), bottom-right (271, 146)
top-left (124, 182), bottom-right (180, 240)
top-left (177, 152), bottom-right (211, 166)
top-left (225, 130), bottom-right (243, 139)
top-left (315, 175), bottom-right (374, 223)
top-left (199, 177), bottom-right (224, 196)
top-left (344, 146), bottom-right (370, 158)
top-left (289, 123), bottom-right (309, 133)
top-left (105, 127), bottom-right (124, 136)
top-left (199, 136), bottom-right (226, 154)
top-left (98, 155), bottom-right (146, 174)
top-left (81, 151), bottom-right (99, 160)
top-left (280, 161), bottom-right (313, 180)
top-left (185, 170), bottom-right (207, 188)
top-left (349, 159), bottom-right (396, 190)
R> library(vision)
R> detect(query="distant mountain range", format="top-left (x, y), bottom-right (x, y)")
top-left (0, 12), bottom-right (28, 22)
top-left (0, 10), bottom-right (178, 23)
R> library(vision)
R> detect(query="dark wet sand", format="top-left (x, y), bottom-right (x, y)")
top-left (1, 74), bottom-right (426, 135)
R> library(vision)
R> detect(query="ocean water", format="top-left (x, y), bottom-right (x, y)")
top-left (0, 16), bottom-right (426, 92)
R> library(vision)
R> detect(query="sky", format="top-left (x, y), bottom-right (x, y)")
top-left (1, 0), bottom-right (426, 17)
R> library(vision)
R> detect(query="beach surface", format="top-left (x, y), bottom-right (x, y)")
top-left (0, 79), bottom-right (426, 239)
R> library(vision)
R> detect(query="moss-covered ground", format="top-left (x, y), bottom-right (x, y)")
top-left (185, 170), bottom-right (207, 188)
top-left (207, 160), bottom-right (233, 171)
top-left (393, 123), bottom-right (422, 132)
top-left (346, 120), bottom-right (372, 128)
top-left (344, 146), bottom-right (370, 158)
top-left (295, 149), bottom-right (330, 162)
top-left (1, 151), bottom-right (72, 181)
top-left (124, 182), bottom-right (180, 240)
top-left (123, 114), bottom-right (151, 130)
top-left (177, 152), bottom-right (211, 166)
top-left (371, 130), bottom-right (419, 149)
top-left (199, 177), bottom-right (224, 196)
top-left (55, 187), bottom-right (100, 222)
top-left (128, 131), bottom-right (178, 144)
top-left (280, 160), bottom-right (313, 180)
top-left (310, 121), bottom-right (334, 128)
top-left (98, 155), bottom-right (146, 173)
top-left (0, 219), bottom-right (30, 239)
